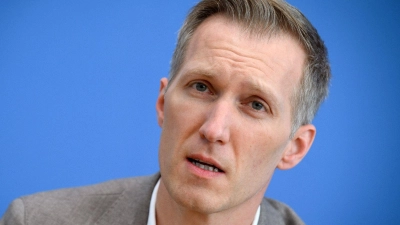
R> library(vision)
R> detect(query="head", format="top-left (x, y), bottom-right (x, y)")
top-left (155, 0), bottom-right (330, 218)
top-left (169, 0), bottom-right (331, 136)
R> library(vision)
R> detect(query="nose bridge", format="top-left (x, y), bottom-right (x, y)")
top-left (199, 98), bottom-right (232, 143)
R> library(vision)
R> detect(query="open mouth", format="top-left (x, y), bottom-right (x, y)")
top-left (188, 158), bottom-right (223, 173)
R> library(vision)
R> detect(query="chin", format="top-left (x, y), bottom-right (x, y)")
top-left (177, 195), bottom-right (226, 214)
top-left (168, 182), bottom-right (228, 214)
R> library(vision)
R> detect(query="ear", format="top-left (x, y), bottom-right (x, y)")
top-left (277, 124), bottom-right (316, 170)
top-left (155, 78), bottom-right (169, 127)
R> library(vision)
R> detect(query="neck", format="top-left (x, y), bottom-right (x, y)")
top-left (155, 178), bottom-right (264, 225)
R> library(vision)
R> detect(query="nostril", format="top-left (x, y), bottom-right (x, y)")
top-left (199, 124), bottom-right (228, 144)
top-left (198, 103), bottom-right (231, 144)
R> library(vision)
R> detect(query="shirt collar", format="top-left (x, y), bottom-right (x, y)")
top-left (147, 179), bottom-right (260, 225)
top-left (147, 179), bottom-right (159, 225)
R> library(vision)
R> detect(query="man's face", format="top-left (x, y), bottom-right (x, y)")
top-left (156, 15), bottom-right (307, 214)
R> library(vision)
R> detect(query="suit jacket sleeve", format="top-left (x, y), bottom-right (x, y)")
top-left (1, 198), bottom-right (25, 225)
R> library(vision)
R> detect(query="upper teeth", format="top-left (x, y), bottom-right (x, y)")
top-left (192, 160), bottom-right (219, 172)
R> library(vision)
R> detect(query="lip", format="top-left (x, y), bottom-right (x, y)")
top-left (186, 154), bottom-right (225, 178)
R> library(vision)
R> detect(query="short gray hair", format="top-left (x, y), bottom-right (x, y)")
top-left (169, 0), bottom-right (331, 137)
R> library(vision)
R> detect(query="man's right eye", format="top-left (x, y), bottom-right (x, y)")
top-left (194, 82), bottom-right (208, 92)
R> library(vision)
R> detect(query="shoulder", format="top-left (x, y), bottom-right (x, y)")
top-left (19, 173), bottom-right (159, 208)
top-left (258, 197), bottom-right (305, 225)
top-left (1, 173), bottom-right (160, 225)
top-left (24, 173), bottom-right (159, 199)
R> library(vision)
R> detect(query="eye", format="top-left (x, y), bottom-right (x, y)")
top-left (193, 82), bottom-right (208, 92)
top-left (251, 101), bottom-right (265, 111)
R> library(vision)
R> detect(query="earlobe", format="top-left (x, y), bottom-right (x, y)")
top-left (155, 78), bottom-right (169, 127)
top-left (277, 124), bottom-right (316, 170)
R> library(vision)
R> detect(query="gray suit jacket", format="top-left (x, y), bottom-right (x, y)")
top-left (0, 173), bottom-right (304, 225)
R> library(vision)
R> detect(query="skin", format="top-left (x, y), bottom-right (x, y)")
top-left (155, 15), bottom-right (316, 225)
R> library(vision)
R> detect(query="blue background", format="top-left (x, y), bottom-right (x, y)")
top-left (1, 1), bottom-right (399, 224)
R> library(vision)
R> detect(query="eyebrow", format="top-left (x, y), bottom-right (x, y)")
top-left (183, 68), bottom-right (217, 80)
top-left (242, 78), bottom-right (281, 115)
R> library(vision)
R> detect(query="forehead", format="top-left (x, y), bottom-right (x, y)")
top-left (179, 15), bottom-right (306, 96)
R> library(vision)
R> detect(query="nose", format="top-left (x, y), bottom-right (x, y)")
top-left (199, 101), bottom-right (231, 144)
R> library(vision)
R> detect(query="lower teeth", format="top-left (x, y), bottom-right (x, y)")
top-left (192, 161), bottom-right (218, 172)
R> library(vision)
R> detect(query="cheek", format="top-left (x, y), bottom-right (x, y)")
top-left (161, 100), bottom-right (186, 142)
top-left (240, 133), bottom-right (286, 175)
top-left (158, 134), bottom-right (172, 170)
top-left (159, 93), bottom-right (203, 159)
top-left (164, 96), bottom-right (206, 143)
top-left (164, 92), bottom-right (196, 127)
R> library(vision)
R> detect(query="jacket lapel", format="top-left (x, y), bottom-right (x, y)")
top-left (95, 173), bottom-right (160, 225)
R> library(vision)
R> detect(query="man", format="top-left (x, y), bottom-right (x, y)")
top-left (1, 0), bottom-right (330, 224)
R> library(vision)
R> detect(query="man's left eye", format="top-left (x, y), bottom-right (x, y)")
top-left (251, 101), bottom-right (265, 111)
top-left (194, 82), bottom-right (208, 92)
